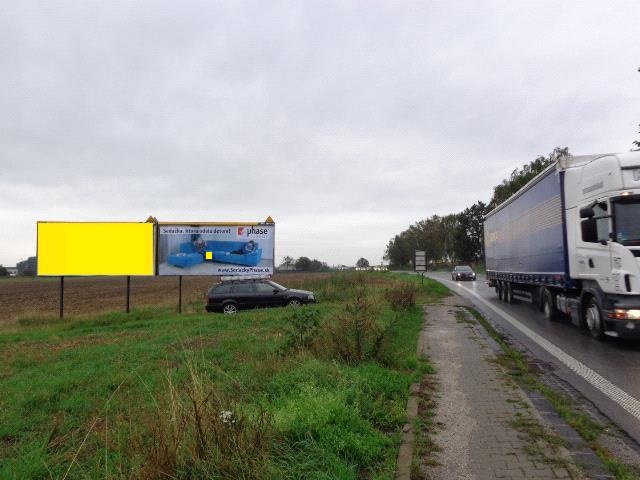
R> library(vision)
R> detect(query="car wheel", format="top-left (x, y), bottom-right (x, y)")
top-left (584, 296), bottom-right (605, 340)
top-left (222, 302), bottom-right (238, 315)
top-left (287, 298), bottom-right (302, 307)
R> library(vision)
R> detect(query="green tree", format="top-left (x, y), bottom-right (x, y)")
top-left (280, 256), bottom-right (295, 268)
top-left (308, 259), bottom-right (324, 272)
top-left (0, 265), bottom-right (8, 277)
top-left (295, 257), bottom-right (312, 271)
top-left (488, 147), bottom-right (569, 210)
top-left (384, 214), bottom-right (458, 268)
top-left (356, 258), bottom-right (370, 268)
top-left (453, 201), bottom-right (487, 264)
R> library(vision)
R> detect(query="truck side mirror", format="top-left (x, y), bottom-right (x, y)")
top-left (579, 206), bottom-right (595, 218)
top-left (581, 218), bottom-right (598, 243)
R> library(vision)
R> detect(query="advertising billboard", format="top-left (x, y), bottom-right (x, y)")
top-left (37, 222), bottom-right (155, 276)
top-left (157, 223), bottom-right (275, 276)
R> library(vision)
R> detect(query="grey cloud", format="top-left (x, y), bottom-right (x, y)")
top-left (1, 1), bottom-right (639, 266)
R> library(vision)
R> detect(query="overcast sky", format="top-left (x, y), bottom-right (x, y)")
top-left (1, 1), bottom-right (639, 268)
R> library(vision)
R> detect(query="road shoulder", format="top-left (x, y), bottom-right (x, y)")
top-left (414, 294), bottom-right (586, 479)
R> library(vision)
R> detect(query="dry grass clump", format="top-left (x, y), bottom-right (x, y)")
top-left (384, 280), bottom-right (418, 311)
top-left (135, 363), bottom-right (275, 480)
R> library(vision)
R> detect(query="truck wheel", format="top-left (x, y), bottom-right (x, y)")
top-left (584, 296), bottom-right (605, 340)
top-left (542, 289), bottom-right (558, 322)
top-left (506, 282), bottom-right (514, 304)
top-left (497, 282), bottom-right (504, 301)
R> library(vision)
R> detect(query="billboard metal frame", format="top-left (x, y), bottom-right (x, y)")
top-left (155, 218), bottom-right (275, 277)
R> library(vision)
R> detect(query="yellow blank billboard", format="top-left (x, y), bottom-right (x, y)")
top-left (37, 222), bottom-right (154, 276)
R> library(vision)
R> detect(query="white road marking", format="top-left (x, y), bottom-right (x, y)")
top-left (441, 278), bottom-right (640, 421)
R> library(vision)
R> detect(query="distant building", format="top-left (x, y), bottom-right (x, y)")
top-left (17, 256), bottom-right (37, 276)
top-left (277, 264), bottom-right (297, 272)
top-left (6, 267), bottom-right (17, 276)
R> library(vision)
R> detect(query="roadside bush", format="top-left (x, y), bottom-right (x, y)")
top-left (283, 306), bottom-right (321, 351)
top-left (325, 281), bottom-right (385, 364)
top-left (384, 281), bottom-right (418, 311)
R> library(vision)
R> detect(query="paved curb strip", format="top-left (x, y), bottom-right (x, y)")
top-left (395, 295), bottom-right (615, 479)
top-left (443, 279), bottom-right (640, 421)
top-left (459, 307), bottom-right (615, 479)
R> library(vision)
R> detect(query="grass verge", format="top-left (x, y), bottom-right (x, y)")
top-left (0, 272), bottom-right (448, 479)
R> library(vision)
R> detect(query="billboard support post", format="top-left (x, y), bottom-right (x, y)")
top-left (126, 276), bottom-right (131, 313)
top-left (178, 275), bottom-right (183, 314)
top-left (59, 276), bottom-right (64, 319)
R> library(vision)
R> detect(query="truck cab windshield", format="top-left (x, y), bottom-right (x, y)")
top-left (614, 198), bottom-right (640, 246)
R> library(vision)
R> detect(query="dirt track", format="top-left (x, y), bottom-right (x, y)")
top-left (0, 273), bottom-right (328, 324)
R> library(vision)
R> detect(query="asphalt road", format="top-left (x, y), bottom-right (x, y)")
top-left (426, 271), bottom-right (640, 443)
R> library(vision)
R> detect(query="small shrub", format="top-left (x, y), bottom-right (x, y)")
top-left (384, 281), bottom-right (418, 311)
top-left (325, 281), bottom-right (384, 364)
top-left (283, 307), bottom-right (321, 350)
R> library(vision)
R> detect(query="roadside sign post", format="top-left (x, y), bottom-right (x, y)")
top-left (414, 250), bottom-right (426, 286)
top-left (178, 275), bottom-right (183, 314)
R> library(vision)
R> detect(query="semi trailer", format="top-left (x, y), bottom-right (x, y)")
top-left (484, 152), bottom-right (640, 339)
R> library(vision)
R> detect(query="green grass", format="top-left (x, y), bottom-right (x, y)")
top-left (0, 272), bottom-right (449, 479)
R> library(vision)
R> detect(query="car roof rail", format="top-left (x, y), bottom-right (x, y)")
top-left (220, 274), bottom-right (272, 283)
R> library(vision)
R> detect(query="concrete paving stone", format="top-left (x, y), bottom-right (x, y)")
top-left (552, 425), bottom-right (580, 438)
top-left (572, 451), bottom-right (604, 467)
top-left (495, 468), bottom-right (525, 478)
top-left (552, 467), bottom-right (571, 478)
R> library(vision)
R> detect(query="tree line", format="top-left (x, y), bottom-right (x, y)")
top-left (384, 147), bottom-right (570, 269)
top-left (279, 256), bottom-right (329, 272)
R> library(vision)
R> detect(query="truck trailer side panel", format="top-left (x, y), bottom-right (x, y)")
top-left (484, 167), bottom-right (568, 286)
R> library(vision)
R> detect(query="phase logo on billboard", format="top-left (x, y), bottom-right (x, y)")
top-left (237, 226), bottom-right (271, 239)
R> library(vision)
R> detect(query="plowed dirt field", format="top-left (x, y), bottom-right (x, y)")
top-left (0, 273), bottom-right (330, 324)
